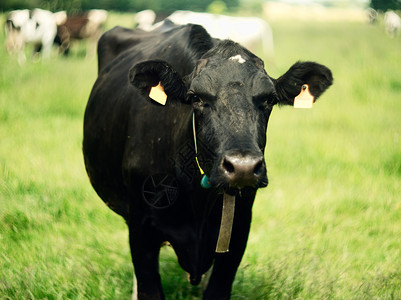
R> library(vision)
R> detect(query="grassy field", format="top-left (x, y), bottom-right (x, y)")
top-left (1, 11), bottom-right (401, 299)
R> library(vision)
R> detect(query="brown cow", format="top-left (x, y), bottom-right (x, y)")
top-left (55, 9), bottom-right (107, 56)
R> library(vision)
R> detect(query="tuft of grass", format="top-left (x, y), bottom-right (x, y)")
top-left (1, 12), bottom-right (401, 299)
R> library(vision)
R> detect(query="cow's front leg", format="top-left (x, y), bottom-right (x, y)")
top-left (129, 223), bottom-right (164, 300)
top-left (203, 197), bottom-right (253, 300)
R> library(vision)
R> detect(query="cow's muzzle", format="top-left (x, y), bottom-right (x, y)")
top-left (219, 152), bottom-right (268, 189)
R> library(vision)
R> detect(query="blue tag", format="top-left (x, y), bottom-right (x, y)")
top-left (200, 175), bottom-right (211, 189)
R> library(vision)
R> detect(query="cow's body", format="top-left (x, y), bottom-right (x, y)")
top-left (83, 23), bottom-right (332, 299)
top-left (134, 10), bottom-right (157, 31)
top-left (142, 10), bottom-right (274, 59)
top-left (5, 9), bottom-right (58, 64)
top-left (55, 9), bottom-right (107, 55)
top-left (384, 11), bottom-right (401, 38)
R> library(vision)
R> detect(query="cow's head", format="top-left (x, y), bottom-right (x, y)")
top-left (129, 40), bottom-right (332, 192)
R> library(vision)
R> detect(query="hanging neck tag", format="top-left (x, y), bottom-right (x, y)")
top-left (216, 193), bottom-right (236, 253)
top-left (294, 84), bottom-right (314, 109)
top-left (149, 82), bottom-right (167, 105)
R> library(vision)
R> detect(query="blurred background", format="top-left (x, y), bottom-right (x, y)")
top-left (0, 0), bottom-right (397, 14)
top-left (1, 0), bottom-right (401, 299)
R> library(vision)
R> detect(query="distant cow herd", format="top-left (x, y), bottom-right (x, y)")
top-left (5, 8), bottom-right (108, 64)
top-left (4, 7), bottom-right (401, 64)
top-left (4, 8), bottom-right (276, 65)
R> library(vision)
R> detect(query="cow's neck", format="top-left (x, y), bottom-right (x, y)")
top-left (168, 105), bottom-right (197, 179)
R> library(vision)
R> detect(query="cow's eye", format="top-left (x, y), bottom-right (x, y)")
top-left (261, 99), bottom-right (273, 111)
top-left (255, 97), bottom-right (270, 111)
top-left (188, 92), bottom-right (209, 108)
top-left (254, 93), bottom-right (277, 111)
top-left (190, 94), bottom-right (200, 102)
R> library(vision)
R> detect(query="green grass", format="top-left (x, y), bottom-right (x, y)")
top-left (1, 12), bottom-right (401, 299)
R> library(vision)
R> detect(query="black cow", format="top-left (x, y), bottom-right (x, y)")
top-left (83, 23), bottom-right (332, 300)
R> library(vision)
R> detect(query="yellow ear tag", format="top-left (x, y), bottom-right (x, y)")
top-left (294, 84), bottom-right (314, 109)
top-left (149, 82), bottom-right (167, 105)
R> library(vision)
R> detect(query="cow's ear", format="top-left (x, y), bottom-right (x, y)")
top-left (273, 61), bottom-right (333, 106)
top-left (129, 60), bottom-right (188, 105)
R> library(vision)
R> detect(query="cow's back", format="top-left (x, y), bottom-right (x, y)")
top-left (97, 26), bottom-right (149, 73)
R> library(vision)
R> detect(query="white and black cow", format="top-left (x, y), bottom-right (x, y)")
top-left (83, 23), bottom-right (332, 299)
top-left (384, 10), bottom-right (401, 38)
top-left (134, 9), bottom-right (157, 31)
top-left (5, 8), bottom-right (58, 64)
top-left (145, 10), bottom-right (274, 59)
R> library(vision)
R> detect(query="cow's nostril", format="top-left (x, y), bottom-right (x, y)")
top-left (253, 160), bottom-right (264, 176)
top-left (222, 158), bottom-right (235, 174)
top-left (220, 154), bottom-right (266, 188)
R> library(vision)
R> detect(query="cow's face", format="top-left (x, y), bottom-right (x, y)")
top-left (187, 52), bottom-right (274, 190)
top-left (129, 41), bottom-right (333, 192)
